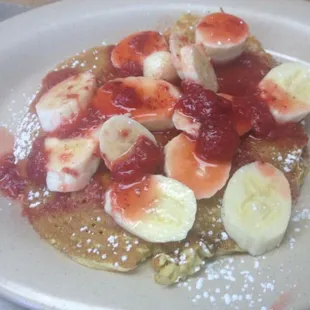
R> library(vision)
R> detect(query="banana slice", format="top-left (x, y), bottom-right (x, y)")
top-left (36, 71), bottom-right (96, 132)
top-left (111, 31), bottom-right (168, 71)
top-left (172, 110), bottom-right (200, 138)
top-left (179, 44), bottom-right (218, 91)
top-left (168, 14), bottom-right (199, 79)
top-left (165, 133), bottom-right (231, 199)
top-left (45, 137), bottom-right (100, 192)
top-left (222, 161), bottom-right (292, 256)
top-left (143, 51), bottom-right (178, 83)
top-left (169, 32), bottom-right (188, 79)
top-left (105, 175), bottom-right (197, 243)
top-left (88, 124), bottom-right (104, 140)
top-left (99, 115), bottom-right (157, 169)
top-left (259, 62), bottom-right (310, 123)
top-left (196, 12), bottom-right (249, 63)
top-left (92, 77), bottom-right (181, 130)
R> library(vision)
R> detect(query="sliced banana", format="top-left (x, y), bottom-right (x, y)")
top-left (36, 71), bottom-right (96, 132)
top-left (196, 12), bottom-right (249, 63)
top-left (259, 62), bottom-right (310, 123)
top-left (92, 77), bottom-right (181, 130)
top-left (111, 31), bottom-right (168, 70)
top-left (169, 14), bottom-right (199, 79)
top-left (45, 137), bottom-right (100, 192)
top-left (99, 115), bottom-right (157, 169)
top-left (165, 133), bottom-right (231, 199)
top-left (124, 77), bottom-right (181, 130)
top-left (172, 110), bottom-right (200, 138)
top-left (143, 51), bottom-right (178, 83)
top-left (169, 32), bottom-right (187, 79)
top-left (179, 44), bottom-right (218, 91)
top-left (105, 175), bottom-right (197, 243)
top-left (222, 161), bottom-right (292, 256)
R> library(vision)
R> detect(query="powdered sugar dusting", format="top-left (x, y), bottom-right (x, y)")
top-left (0, 89), bottom-right (38, 130)
top-left (14, 112), bottom-right (40, 161)
top-left (195, 277), bottom-right (204, 290)
top-left (0, 85), bottom-right (41, 162)
top-left (282, 149), bottom-right (302, 172)
top-left (292, 208), bottom-right (310, 222)
top-left (271, 148), bottom-right (303, 173)
top-left (27, 188), bottom-right (50, 208)
top-left (180, 256), bottom-right (279, 308)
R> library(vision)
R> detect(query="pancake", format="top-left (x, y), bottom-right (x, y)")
top-left (17, 13), bottom-right (309, 286)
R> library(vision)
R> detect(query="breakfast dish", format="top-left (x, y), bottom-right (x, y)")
top-left (0, 11), bottom-right (309, 287)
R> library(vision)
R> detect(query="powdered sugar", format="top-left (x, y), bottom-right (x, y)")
top-left (289, 237), bottom-right (296, 249)
top-left (27, 188), bottom-right (50, 208)
top-left (195, 278), bottom-right (204, 290)
top-left (282, 149), bottom-right (302, 172)
top-left (292, 208), bottom-right (310, 222)
top-left (223, 293), bottom-right (231, 305)
top-left (183, 256), bottom-right (277, 307)
top-left (221, 232), bottom-right (228, 240)
top-left (29, 201), bottom-right (41, 208)
top-left (272, 148), bottom-right (303, 173)
top-left (13, 112), bottom-right (40, 161)
top-left (107, 235), bottom-right (119, 248)
top-left (261, 282), bottom-right (275, 292)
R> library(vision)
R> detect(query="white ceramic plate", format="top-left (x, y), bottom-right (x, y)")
top-left (1, 0), bottom-right (310, 309)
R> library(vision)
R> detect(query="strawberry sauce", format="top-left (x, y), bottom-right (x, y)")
top-left (214, 53), bottom-right (271, 96)
top-left (0, 155), bottom-right (26, 199)
top-left (110, 176), bottom-right (156, 220)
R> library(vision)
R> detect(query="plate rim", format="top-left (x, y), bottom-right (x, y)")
top-left (1, 0), bottom-right (310, 43)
